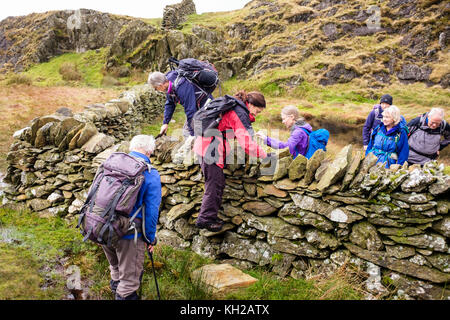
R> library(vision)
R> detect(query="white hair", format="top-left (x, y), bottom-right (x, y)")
top-left (129, 135), bottom-right (156, 154)
top-left (383, 105), bottom-right (401, 125)
top-left (147, 72), bottom-right (167, 88)
top-left (429, 107), bottom-right (444, 119)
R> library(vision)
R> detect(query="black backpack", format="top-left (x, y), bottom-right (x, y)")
top-left (192, 95), bottom-right (240, 137)
top-left (169, 57), bottom-right (220, 96)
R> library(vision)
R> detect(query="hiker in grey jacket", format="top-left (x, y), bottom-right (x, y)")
top-left (102, 135), bottom-right (161, 300)
top-left (407, 108), bottom-right (449, 165)
top-left (362, 94), bottom-right (393, 150)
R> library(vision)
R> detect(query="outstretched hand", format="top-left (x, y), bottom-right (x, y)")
top-left (255, 130), bottom-right (266, 140)
top-left (160, 124), bottom-right (169, 136)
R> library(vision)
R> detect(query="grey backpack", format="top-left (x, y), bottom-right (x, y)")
top-left (76, 152), bottom-right (150, 248)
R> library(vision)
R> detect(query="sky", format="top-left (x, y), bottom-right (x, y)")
top-left (0, 0), bottom-right (251, 22)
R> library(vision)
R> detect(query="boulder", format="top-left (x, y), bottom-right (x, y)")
top-left (80, 133), bottom-right (115, 154)
top-left (345, 243), bottom-right (450, 283)
top-left (401, 168), bottom-right (436, 193)
top-left (288, 154), bottom-right (307, 180)
top-left (191, 263), bottom-right (257, 294)
top-left (305, 229), bottom-right (340, 250)
top-left (242, 201), bottom-right (277, 216)
top-left (278, 202), bottom-right (334, 231)
top-left (388, 233), bottom-right (448, 252)
top-left (349, 221), bottom-right (384, 251)
top-left (267, 234), bottom-right (330, 258)
top-left (317, 145), bottom-right (352, 191)
top-left (219, 232), bottom-right (273, 266)
top-left (303, 149), bottom-right (326, 184)
top-left (242, 213), bottom-right (304, 240)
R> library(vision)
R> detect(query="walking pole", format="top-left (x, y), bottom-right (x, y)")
top-left (147, 246), bottom-right (161, 300)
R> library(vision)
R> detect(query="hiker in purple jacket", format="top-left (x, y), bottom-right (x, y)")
top-left (363, 94), bottom-right (393, 150)
top-left (256, 105), bottom-right (311, 158)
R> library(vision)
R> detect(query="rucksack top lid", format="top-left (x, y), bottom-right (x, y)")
top-left (102, 152), bottom-right (149, 177)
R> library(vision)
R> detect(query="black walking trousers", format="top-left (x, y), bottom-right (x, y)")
top-left (197, 161), bottom-right (225, 224)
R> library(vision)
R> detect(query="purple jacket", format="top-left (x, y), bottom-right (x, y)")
top-left (266, 122), bottom-right (312, 158)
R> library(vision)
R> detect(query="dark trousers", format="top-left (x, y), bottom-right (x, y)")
top-left (197, 161), bottom-right (225, 224)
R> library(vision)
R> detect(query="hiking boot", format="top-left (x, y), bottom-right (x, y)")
top-left (115, 291), bottom-right (139, 300)
top-left (195, 220), bottom-right (224, 232)
top-left (110, 280), bottom-right (120, 293)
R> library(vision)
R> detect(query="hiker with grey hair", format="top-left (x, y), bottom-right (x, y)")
top-left (366, 105), bottom-right (409, 168)
top-left (407, 107), bottom-right (449, 165)
top-left (148, 67), bottom-right (214, 137)
top-left (102, 135), bottom-right (161, 300)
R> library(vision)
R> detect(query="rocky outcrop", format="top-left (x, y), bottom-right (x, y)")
top-left (0, 9), bottom-right (133, 72)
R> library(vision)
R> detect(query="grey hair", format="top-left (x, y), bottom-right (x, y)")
top-left (147, 72), bottom-right (167, 88)
top-left (130, 135), bottom-right (156, 154)
top-left (383, 105), bottom-right (401, 125)
top-left (281, 105), bottom-right (301, 120)
top-left (429, 107), bottom-right (444, 119)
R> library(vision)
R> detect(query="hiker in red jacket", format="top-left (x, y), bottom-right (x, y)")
top-left (193, 91), bottom-right (273, 232)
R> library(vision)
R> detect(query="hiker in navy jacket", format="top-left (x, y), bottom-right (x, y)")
top-left (102, 135), bottom-right (161, 300)
top-left (366, 105), bottom-right (409, 168)
top-left (256, 105), bottom-right (312, 158)
top-left (148, 71), bottom-right (213, 137)
top-left (363, 94), bottom-right (393, 150)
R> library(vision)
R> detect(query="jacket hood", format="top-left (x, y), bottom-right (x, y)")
top-left (291, 121), bottom-right (312, 134)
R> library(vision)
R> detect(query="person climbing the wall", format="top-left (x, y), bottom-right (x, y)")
top-left (147, 58), bottom-right (219, 138)
top-left (192, 90), bottom-right (275, 232)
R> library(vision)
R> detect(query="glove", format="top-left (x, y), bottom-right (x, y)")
top-left (147, 237), bottom-right (157, 253)
top-left (261, 153), bottom-right (277, 166)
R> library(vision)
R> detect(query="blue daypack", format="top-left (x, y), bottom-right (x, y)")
top-left (300, 128), bottom-right (330, 159)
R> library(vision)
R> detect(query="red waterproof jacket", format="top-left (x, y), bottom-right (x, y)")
top-left (193, 99), bottom-right (267, 169)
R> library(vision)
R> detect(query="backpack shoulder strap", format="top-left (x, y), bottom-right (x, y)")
top-left (373, 105), bottom-right (380, 119)
top-left (440, 119), bottom-right (447, 136)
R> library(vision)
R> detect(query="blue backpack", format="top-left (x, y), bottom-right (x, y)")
top-left (300, 128), bottom-right (330, 159)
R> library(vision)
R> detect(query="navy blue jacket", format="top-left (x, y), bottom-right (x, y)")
top-left (362, 104), bottom-right (384, 146)
top-left (163, 70), bottom-right (213, 136)
top-left (122, 151), bottom-right (161, 243)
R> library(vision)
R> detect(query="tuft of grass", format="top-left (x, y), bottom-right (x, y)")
top-left (59, 62), bottom-right (83, 81)
top-left (6, 74), bottom-right (33, 86)
top-left (225, 263), bottom-right (365, 300)
top-left (23, 49), bottom-right (108, 87)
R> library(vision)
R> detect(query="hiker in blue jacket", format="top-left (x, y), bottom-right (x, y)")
top-left (256, 105), bottom-right (328, 159)
top-left (102, 135), bottom-right (161, 300)
top-left (366, 105), bottom-right (409, 168)
top-left (363, 94), bottom-right (393, 150)
top-left (148, 71), bottom-right (213, 137)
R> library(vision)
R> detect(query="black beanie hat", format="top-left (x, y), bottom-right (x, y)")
top-left (380, 94), bottom-right (393, 105)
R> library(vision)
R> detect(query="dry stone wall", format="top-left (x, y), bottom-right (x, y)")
top-left (1, 86), bottom-right (449, 300)
top-left (152, 140), bottom-right (450, 300)
top-left (162, 0), bottom-right (197, 30)
top-left (2, 85), bottom-right (165, 219)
